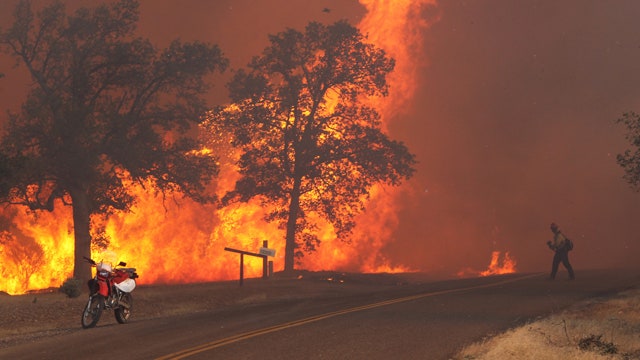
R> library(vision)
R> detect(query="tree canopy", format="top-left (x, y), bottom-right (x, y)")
top-left (0, 0), bottom-right (227, 281)
top-left (204, 20), bottom-right (416, 272)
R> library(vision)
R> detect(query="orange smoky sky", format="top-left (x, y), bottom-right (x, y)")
top-left (387, 0), bottom-right (640, 275)
top-left (1, 0), bottom-right (640, 281)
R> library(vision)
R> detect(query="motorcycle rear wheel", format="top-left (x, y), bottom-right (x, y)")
top-left (114, 292), bottom-right (133, 324)
top-left (81, 294), bottom-right (104, 329)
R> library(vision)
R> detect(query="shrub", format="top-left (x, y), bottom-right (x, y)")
top-left (59, 278), bottom-right (82, 298)
top-left (578, 334), bottom-right (618, 355)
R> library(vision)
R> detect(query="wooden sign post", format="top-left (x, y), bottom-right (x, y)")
top-left (224, 240), bottom-right (276, 286)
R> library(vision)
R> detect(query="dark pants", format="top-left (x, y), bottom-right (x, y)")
top-left (550, 250), bottom-right (575, 280)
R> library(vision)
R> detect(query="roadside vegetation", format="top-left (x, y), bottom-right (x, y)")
top-left (453, 287), bottom-right (640, 359)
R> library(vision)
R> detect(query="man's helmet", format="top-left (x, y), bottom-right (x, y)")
top-left (550, 222), bottom-right (559, 231)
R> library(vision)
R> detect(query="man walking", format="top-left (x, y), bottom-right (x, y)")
top-left (547, 222), bottom-right (575, 280)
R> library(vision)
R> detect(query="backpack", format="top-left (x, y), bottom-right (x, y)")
top-left (565, 237), bottom-right (574, 251)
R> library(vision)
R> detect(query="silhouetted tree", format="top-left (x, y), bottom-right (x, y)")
top-left (204, 21), bottom-right (416, 273)
top-left (0, 0), bottom-right (227, 282)
top-left (616, 111), bottom-right (640, 190)
top-left (0, 152), bottom-right (13, 199)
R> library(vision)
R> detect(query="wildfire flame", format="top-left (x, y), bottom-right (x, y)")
top-left (457, 251), bottom-right (517, 278)
top-left (0, 1), bottom-right (439, 295)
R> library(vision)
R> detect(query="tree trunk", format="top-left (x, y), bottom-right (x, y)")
top-left (70, 188), bottom-right (92, 283)
top-left (284, 178), bottom-right (302, 273)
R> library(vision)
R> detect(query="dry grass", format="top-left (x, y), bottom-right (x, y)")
top-left (453, 288), bottom-right (640, 360)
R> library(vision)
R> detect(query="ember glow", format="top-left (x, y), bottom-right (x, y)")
top-left (0, 0), bottom-right (443, 295)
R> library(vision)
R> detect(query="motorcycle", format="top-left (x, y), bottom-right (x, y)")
top-left (81, 256), bottom-right (139, 329)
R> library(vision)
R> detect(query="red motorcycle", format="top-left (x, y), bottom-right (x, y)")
top-left (81, 256), bottom-right (139, 329)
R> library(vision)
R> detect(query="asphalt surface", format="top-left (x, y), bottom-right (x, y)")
top-left (2, 269), bottom-right (639, 360)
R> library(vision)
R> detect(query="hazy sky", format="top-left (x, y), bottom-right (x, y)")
top-left (1, 0), bottom-right (639, 277)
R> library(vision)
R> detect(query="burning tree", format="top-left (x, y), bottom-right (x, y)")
top-left (0, 0), bottom-right (227, 282)
top-left (204, 21), bottom-right (416, 273)
top-left (0, 213), bottom-right (45, 291)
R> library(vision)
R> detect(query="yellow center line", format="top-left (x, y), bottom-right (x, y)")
top-left (155, 273), bottom-right (542, 360)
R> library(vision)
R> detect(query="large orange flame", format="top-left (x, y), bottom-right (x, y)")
top-left (0, 204), bottom-right (74, 294)
top-left (358, 0), bottom-right (438, 120)
top-left (0, 1), bottom-right (440, 295)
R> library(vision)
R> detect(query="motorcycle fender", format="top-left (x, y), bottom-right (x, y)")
top-left (98, 280), bottom-right (109, 296)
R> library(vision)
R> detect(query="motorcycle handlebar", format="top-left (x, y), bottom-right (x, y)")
top-left (83, 257), bottom-right (136, 277)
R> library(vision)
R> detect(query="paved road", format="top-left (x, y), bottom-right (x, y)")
top-left (2, 269), bottom-right (639, 360)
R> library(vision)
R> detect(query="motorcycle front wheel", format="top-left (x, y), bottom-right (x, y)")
top-left (114, 292), bottom-right (133, 324)
top-left (81, 294), bottom-right (104, 329)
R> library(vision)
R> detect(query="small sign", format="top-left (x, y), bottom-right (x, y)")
top-left (259, 247), bottom-right (276, 257)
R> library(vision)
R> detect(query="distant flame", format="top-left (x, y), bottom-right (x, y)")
top-left (0, 1), bottom-right (438, 294)
top-left (480, 251), bottom-right (517, 276)
top-left (457, 251), bottom-right (517, 278)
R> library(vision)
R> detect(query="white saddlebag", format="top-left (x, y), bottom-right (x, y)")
top-left (114, 278), bottom-right (136, 293)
